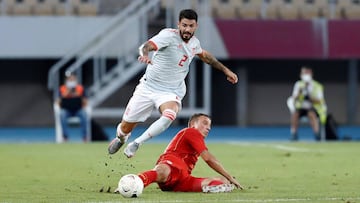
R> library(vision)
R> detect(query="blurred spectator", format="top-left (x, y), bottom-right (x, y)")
top-left (56, 72), bottom-right (89, 141)
top-left (287, 66), bottom-right (327, 141)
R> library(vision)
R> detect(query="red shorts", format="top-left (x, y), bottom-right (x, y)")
top-left (156, 155), bottom-right (205, 192)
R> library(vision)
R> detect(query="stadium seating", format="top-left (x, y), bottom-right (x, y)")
top-left (159, 0), bottom-right (360, 20)
top-left (0, 0), bottom-right (15, 15)
top-left (334, 0), bottom-right (350, 19)
top-left (0, 0), bottom-right (98, 16)
top-left (53, 0), bottom-right (70, 15)
top-left (280, 0), bottom-right (303, 20)
top-left (160, 0), bottom-right (198, 12)
top-left (299, 0), bottom-right (329, 19)
top-left (96, 0), bottom-right (131, 15)
top-left (2, 0), bottom-right (360, 19)
top-left (72, 0), bottom-right (97, 16)
top-left (160, 0), bottom-right (173, 9)
top-left (265, 0), bottom-right (279, 19)
top-left (341, 0), bottom-right (360, 19)
top-left (58, 0), bottom-right (98, 16)
top-left (211, 0), bottom-right (241, 19)
top-left (265, 0), bottom-right (302, 20)
top-left (12, 0), bottom-right (36, 15)
top-left (238, 0), bottom-right (263, 19)
top-left (33, 0), bottom-right (56, 16)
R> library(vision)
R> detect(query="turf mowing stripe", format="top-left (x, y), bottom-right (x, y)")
top-left (91, 196), bottom-right (360, 203)
top-left (227, 142), bottom-right (325, 152)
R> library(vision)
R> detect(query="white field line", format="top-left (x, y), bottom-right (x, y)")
top-left (227, 142), bottom-right (326, 152)
top-left (272, 144), bottom-right (312, 152)
top-left (92, 196), bottom-right (360, 203)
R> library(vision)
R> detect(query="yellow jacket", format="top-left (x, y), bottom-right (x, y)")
top-left (294, 80), bottom-right (327, 124)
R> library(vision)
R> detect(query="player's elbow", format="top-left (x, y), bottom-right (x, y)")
top-left (202, 156), bottom-right (211, 163)
top-left (205, 159), bottom-right (221, 171)
top-left (200, 150), bottom-right (212, 162)
top-left (204, 156), bottom-right (217, 166)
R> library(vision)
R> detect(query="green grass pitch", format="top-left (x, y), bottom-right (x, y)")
top-left (0, 142), bottom-right (359, 203)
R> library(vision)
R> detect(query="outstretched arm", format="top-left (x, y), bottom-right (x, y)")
top-left (198, 50), bottom-right (238, 84)
top-left (200, 150), bottom-right (244, 189)
top-left (138, 41), bottom-right (157, 64)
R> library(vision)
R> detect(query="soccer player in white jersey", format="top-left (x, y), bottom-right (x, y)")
top-left (108, 9), bottom-right (238, 158)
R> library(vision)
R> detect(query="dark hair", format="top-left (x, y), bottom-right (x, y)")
top-left (179, 9), bottom-right (198, 22)
top-left (301, 66), bottom-right (312, 70)
top-left (188, 113), bottom-right (210, 127)
top-left (301, 66), bottom-right (313, 75)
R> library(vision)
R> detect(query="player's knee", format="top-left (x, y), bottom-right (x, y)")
top-left (308, 112), bottom-right (317, 119)
top-left (154, 164), bottom-right (170, 183)
top-left (293, 111), bottom-right (300, 117)
top-left (203, 177), bottom-right (228, 187)
top-left (208, 180), bottom-right (225, 186)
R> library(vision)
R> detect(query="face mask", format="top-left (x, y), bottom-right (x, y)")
top-left (66, 81), bottom-right (77, 88)
top-left (301, 74), bottom-right (312, 82)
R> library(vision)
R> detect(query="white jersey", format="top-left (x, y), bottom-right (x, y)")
top-left (140, 28), bottom-right (203, 99)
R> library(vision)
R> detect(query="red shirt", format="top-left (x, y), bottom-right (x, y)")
top-left (157, 128), bottom-right (208, 174)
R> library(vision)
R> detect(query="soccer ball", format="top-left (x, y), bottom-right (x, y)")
top-left (116, 174), bottom-right (144, 198)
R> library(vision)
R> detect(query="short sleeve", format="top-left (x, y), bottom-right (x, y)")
top-left (292, 81), bottom-right (301, 97)
top-left (193, 39), bottom-right (203, 55)
top-left (148, 29), bottom-right (173, 51)
top-left (185, 128), bottom-right (207, 154)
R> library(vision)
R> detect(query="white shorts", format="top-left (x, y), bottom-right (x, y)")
top-left (122, 83), bottom-right (182, 123)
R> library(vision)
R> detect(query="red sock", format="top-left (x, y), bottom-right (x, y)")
top-left (208, 180), bottom-right (224, 186)
top-left (138, 170), bottom-right (157, 187)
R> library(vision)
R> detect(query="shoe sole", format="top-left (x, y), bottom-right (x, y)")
top-left (202, 184), bottom-right (235, 193)
top-left (123, 143), bottom-right (139, 158)
top-left (123, 152), bottom-right (133, 158)
top-left (108, 138), bottom-right (123, 154)
top-left (123, 147), bottom-right (134, 158)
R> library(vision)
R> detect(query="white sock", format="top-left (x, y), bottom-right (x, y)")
top-left (116, 123), bottom-right (130, 142)
top-left (134, 109), bottom-right (176, 144)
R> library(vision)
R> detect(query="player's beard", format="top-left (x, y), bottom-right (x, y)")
top-left (180, 30), bottom-right (194, 42)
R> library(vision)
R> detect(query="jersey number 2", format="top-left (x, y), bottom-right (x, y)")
top-left (178, 55), bottom-right (188, 67)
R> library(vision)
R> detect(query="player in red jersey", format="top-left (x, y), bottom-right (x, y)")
top-left (137, 113), bottom-right (243, 193)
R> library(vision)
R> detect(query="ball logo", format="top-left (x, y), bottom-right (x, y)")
top-left (117, 174), bottom-right (144, 198)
